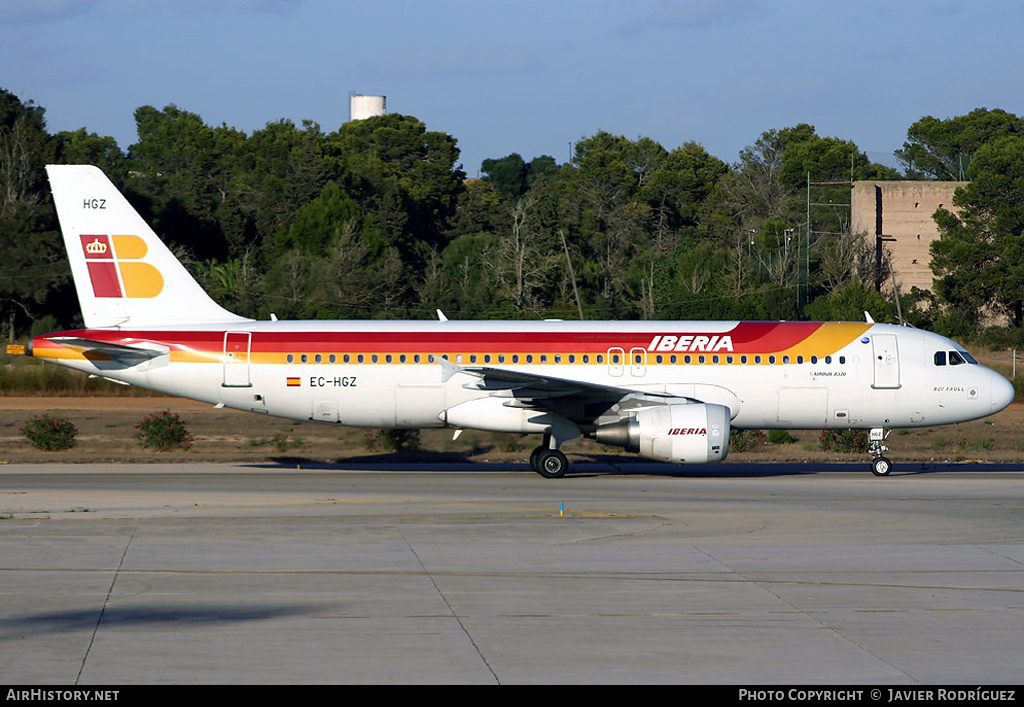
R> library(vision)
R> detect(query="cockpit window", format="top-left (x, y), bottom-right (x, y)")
top-left (938, 350), bottom-right (978, 366)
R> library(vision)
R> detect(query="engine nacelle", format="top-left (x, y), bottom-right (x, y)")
top-left (594, 403), bottom-right (730, 464)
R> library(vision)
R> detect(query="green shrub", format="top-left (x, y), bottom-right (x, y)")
top-left (957, 436), bottom-right (994, 452)
top-left (497, 434), bottom-right (525, 453)
top-left (271, 433), bottom-right (302, 452)
top-left (21, 414), bottom-right (78, 451)
top-left (818, 429), bottom-right (869, 453)
top-left (730, 429), bottom-right (766, 452)
top-left (767, 429), bottom-right (794, 444)
top-left (135, 411), bottom-right (193, 450)
top-left (363, 428), bottom-right (420, 452)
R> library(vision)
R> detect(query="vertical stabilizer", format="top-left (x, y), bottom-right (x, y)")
top-left (46, 165), bottom-right (250, 328)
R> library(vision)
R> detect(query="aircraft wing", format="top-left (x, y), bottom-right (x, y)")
top-left (439, 358), bottom-right (700, 422)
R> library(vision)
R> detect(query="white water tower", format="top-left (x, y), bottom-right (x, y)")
top-left (349, 93), bottom-right (386, 121)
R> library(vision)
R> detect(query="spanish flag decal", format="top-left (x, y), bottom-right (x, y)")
top-left (286, 377), bottom-right (301, 387)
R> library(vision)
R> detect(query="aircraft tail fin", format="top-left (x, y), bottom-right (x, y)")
top-left (46, 165), bottom-right (250, 329)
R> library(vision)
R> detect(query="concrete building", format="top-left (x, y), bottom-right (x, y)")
top-left (850, 180), bottom-right (966, 294)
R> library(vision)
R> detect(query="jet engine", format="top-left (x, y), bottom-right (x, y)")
top-left (594, 403), bottom-right (730, 464)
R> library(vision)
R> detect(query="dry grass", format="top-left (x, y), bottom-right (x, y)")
top-left (0, 396), bottom-right (1021, 467)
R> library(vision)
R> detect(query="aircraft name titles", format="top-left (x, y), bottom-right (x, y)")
top-left (647, 335), bottom-right (734, 353)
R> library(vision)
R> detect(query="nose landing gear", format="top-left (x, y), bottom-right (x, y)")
top-left (869, 428), bottom-right (892, 476)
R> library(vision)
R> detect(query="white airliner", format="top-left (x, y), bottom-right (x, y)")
top-left (18, 165), bottom-right (1015, 477)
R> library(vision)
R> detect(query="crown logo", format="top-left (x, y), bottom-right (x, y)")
top-left (85, 239), bottom-right (108, 255)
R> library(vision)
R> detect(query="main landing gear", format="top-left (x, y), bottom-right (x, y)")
top-left (530, 434), bottom-right (569, 479)
top-left (869, 427), bottom-right (893, 476)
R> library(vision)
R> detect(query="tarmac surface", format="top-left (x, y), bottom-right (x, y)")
top-left (1, 460), bottom-right (1023, 684)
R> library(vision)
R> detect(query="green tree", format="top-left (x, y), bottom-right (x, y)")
top-left (239, 119), bottom-right (331, 256)
top-left (896, 108), bottom-right (1024, 180)
top-left (931, 135), bottom-right (1024, 327)
top-left (481, 153), bottom-right (528, 201)
top-left (780, 130), bottom-right (896, 191)
top-left (0, 90), bottom-right (64, 341)
top-left (329, 113), bottom-right (465, 267)
top-left (128, 105), bottom-right (248, 261)
top-left (53, 129), bottom-right (126, 183)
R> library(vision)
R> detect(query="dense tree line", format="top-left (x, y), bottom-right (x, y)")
top-left (2, 87), bottom-right (1023, 344)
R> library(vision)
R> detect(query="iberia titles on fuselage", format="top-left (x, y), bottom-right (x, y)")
top-left (15, 165), bottom-right (1015, 478)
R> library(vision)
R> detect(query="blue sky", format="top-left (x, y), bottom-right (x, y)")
top-left (4, 0), bottom-right (1023, 175)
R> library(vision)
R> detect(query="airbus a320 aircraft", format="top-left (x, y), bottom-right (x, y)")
top-left (17, 165), bottom-right (1015, 477)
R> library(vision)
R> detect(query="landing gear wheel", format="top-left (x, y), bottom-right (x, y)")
top-left (529, 445), bottom-right (546, 471)
top-left (871, 456), bottom-right (893, 477)
top-left (535, 449), bottom-right (569, 479)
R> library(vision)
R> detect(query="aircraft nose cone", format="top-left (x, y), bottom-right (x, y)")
top-left (991, 371), bottom-right (1015, 413)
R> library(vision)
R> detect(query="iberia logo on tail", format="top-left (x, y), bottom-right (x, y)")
top-left (80, 234), bottom-right (164, 298)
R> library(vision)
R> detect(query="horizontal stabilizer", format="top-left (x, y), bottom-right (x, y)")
top-left (47, 337), bottom-right (168, 363)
